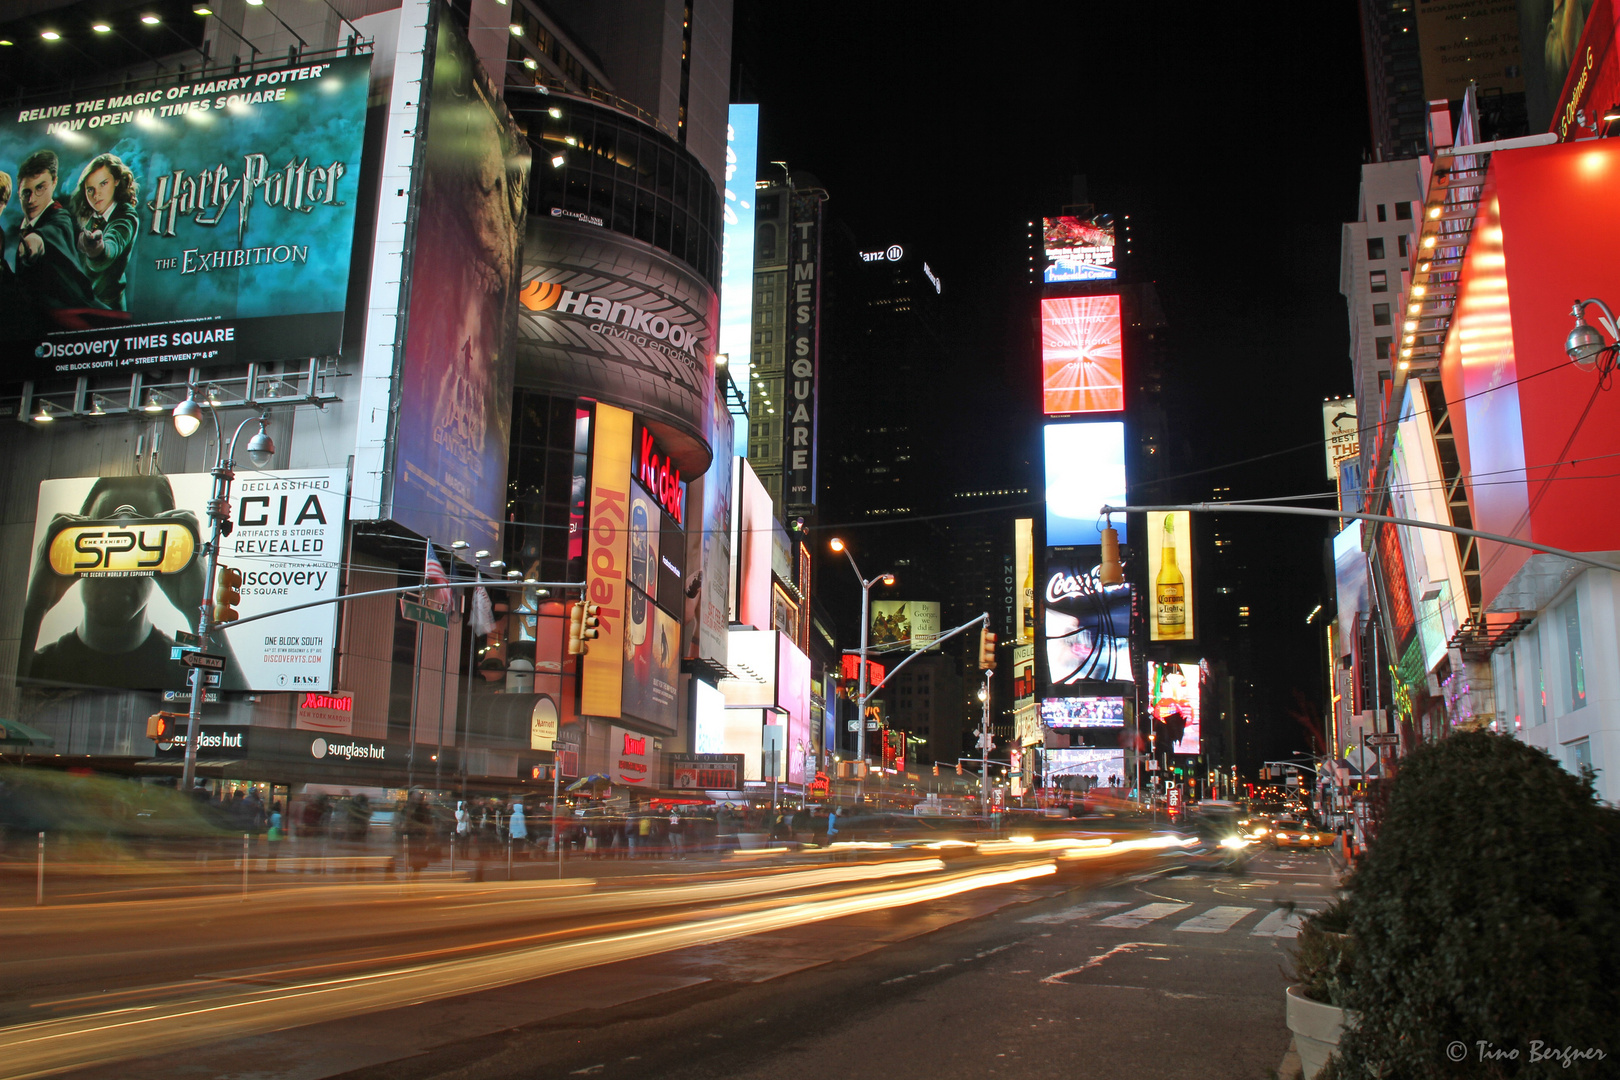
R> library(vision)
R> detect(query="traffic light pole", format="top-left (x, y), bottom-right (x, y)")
top-left (181, 461), bottom-right (231, 794)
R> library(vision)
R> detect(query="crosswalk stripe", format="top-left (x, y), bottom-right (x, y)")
top-left (1174, 906), bottom-right (1256, 933)
top-left (1021, 901), bottom-right (1129, 925)
top-left (1250, 909), bottom-right (1306, 938)
top-left (1096, 902), bottom-right (1191, 928)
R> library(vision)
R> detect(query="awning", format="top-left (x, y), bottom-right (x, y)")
top-left (0, 718), bottom-right (55, 747)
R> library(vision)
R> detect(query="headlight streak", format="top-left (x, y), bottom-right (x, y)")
top-left (0, 859), bottom-right (1054, 1080)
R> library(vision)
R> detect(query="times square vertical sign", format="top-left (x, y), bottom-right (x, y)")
top-left (785, 197), bottom-right (821, 513)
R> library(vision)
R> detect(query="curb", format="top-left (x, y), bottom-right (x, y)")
top-left (1277, 1038), bottom-right (1304, 1080)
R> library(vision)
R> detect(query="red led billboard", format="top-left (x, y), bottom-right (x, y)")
top-left (1041, 294), bottom-right (1124, 415)
top-left (1440, 137), bottom-right (1620, 607)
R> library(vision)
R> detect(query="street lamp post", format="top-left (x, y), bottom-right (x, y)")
top-left (171, 389), bottom-right (275, 794)
top-left (829, 538), bottom-right (893, 806)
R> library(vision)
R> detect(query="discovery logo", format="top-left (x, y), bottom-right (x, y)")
top-left (310, 737), bottom-right (386, 761)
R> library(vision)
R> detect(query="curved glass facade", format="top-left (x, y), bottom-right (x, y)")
top-left (511, 91), bottom-right (722, 289)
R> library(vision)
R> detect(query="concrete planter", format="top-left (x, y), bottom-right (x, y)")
top-left (1287, 983), bottom-right (1356, 1079)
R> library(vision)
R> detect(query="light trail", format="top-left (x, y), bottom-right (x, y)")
top-left (0, 859), bottom-right (1055, 1079)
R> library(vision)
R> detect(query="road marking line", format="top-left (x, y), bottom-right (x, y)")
top-left (1096, 903), bottom-right (1190, 928)
top-left (1020, 901), bottom-right (1128, 925)
top-left (1250, 909), bottom-right (1305, 938)
top-left (1040, 941), bottom-right (1156, 984)
top-left (1174, 906), bottom-right (1256, 933)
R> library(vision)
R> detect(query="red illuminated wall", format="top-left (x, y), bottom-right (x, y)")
top-left (1444, 138), bottom-right (1620, 609)
top-left (1041, 294), bottom-right (1124, 414)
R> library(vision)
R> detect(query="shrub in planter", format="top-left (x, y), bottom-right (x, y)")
top-left (1335, 732), bottom-right (1620, 1078)
top-left (1288, 899), bottom-right (1356, 1007)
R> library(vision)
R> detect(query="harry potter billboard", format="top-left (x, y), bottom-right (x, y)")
top-left (0, 55), bottom-right (372, 375)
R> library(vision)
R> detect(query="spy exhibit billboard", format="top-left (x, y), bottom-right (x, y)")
top-left (0, 56), bottom-right (372, 375)
top-left (1043, 552), bottom-right (1133, 688)
top-left (19, 469), bottom-right (346, 692)
top-left (391, 14), bottom-right (528, 555)
top-left (1041, 295), bottom-right (1124, 415)
top-left (720, 103), bottom-right (759, 452)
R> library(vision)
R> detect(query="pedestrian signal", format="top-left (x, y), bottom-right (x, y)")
top-left (214, 566), bottom-right (243, 624)
top-left (146, 711), bottom-right (183, 740)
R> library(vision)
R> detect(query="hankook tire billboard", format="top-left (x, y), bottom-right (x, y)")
top-left (516, 218), bottom-right (717, 474)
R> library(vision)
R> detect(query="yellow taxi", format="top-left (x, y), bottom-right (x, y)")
top-left (1268, 817), bottom-right (1335, 849)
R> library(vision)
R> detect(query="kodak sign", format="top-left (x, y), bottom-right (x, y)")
top-left (582, 402), bottom-right (633, 717)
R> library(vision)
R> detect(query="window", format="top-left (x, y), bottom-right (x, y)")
top-left (1375, 336), bottom-right (1392, 359)
top-left (1560, 596), bottom-right (1586, 712)
top-left (1372, 303), bottom-right (1392, 326)
top-left (1568, 738), bottom-right (1593, 778)
top-left (1370, 270), bottom-right (1388, 293)
top-left (1367, 237), bottom-right (1386, 260)
top-left (1397, 234), bottom-right (1409, 258)
top-left (1376, 204), bottom-right (1387, 222)
top-left (1395, 201), bottom-right (1413, 221)
top-left (1526, 629), bottom-right (1548, 727)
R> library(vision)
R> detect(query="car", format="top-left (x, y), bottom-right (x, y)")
top-left (1268, 818), bottom-right (1335, 849)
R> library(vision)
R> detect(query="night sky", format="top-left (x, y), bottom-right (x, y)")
top-left (735, 4), bottom-right (1375, 773)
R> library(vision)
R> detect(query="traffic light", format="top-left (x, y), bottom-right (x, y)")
top-left (569, 601), bottom-right (601, 655)
top-left (977, 626), bottom-right (997, 670)
top-left (932, 763), bottom-right (940, 777)
top-left (146, 711), bottom-right (183, 740)
top-left (213, 565), bottom-right (243, 624)
top-left (956, 761), bottom-right (964, 776)
top-left (1099, 525), bottom-right (1124, 586)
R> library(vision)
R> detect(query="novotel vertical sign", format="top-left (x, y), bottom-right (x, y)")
top-left (583, 403), bottom-right (633, 718)
top-left (785, 198), bottom-right (822, 513)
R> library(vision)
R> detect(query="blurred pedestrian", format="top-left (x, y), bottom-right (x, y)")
top-left (509, 799), bottom-right (527, 856)
top-left (826, 806), bottom-right (839, 845)
top-left (668, 811), bottom-right (684, 858)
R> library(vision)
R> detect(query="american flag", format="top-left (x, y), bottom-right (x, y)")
top-left (424, 549), bottom-right (451, 610)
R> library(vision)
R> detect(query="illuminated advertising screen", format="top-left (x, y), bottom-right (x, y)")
top-left (393, 17), bottom-right (528, 555)
top-left (1042, 215), bottom-right (1116, 283)
top-left (1045, 748), bottom-right (1126, 788)
top-left (1043, 552), bottom-right (1133, 686)
top-left (1042, 295), bottom-right (1124, 414)
top-left (870, 600), bottom-right (940, 651)
top-left (721, 104), bottom-right (759, 453)
top-left (1015, 518), bottom-right (1035, 642)
top-left (1041, 697), bottom-right (1126, 728)
top-left (0, 55), bottom-right (373, 376)
top-left (693, 678), bottom-right (728, 754)
top-left (621, 594), bottom-right (680, 734)
top-left (1146, 511), bottom-right (1193, 642)
top-left (1045, 421), bottom-right (1127, 546)
top-left (1149, 661), bottom-right (1201, 755)
top-left (779, 634), bottom-right (812, 785)
top-left (20, 469), bottom-right (346, 692)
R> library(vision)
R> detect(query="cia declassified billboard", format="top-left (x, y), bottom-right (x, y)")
top-left (0, 56), bottom-right (372, 375)
top-left (19, 469), bottom-right (346, 691)
top-left (390, 15), bottom-right (528, 556)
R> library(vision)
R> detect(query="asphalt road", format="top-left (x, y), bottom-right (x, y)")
top-left (328, 847), bottom-right (1334, 1080)
top-left (27, 845), bottom-right (1337, 1080)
